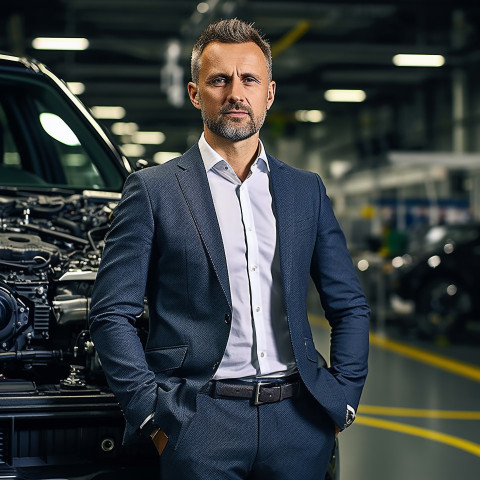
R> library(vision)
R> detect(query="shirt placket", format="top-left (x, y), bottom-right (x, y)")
top-left (238, 179), bottom-right (270, 374)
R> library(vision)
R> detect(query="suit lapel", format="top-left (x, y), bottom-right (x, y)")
top-left (267, 154), bottom-right (295, 299)
top-left (174, 147), bottom-right (294, 309)
top-left (175, 145), bottom-right (232, 309)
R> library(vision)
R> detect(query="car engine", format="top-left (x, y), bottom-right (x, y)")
top-left (0, 189), bottom-right (132, 392)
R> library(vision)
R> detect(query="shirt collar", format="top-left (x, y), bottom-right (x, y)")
top-left (198, 132), bottom-right (269, 175)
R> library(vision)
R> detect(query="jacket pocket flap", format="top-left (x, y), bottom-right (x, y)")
top-left (145, 345), bottom-right (188, 373)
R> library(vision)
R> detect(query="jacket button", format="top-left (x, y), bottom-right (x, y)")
top-left (224, 313), bottom-right (231, 324)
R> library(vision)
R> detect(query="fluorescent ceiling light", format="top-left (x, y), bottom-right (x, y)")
top-left (32, 37), bottom-right (89, 51)
top-left (111, 122), bottom-right (138, 136)
top-left (66, 82), bottom-right (85, 95)
top-left (91, 106), bottom-right (126, 119)
top-left (324, 89), bottom-right (366, 102)
top-left (153, 152), bottom-right (181, 164)
top-left (121, 144), bottom-right (146, 157)
top-left (295, 110), bottom-right (324, 123)
top-left (393, 54), bottom-right (445, 67)
top-left (132, 131), bottom-right (166, 145)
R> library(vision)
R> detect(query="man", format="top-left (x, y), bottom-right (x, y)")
top-left (89, 18), bottom-right (369, 479)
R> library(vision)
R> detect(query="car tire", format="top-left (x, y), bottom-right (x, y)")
top-left (415, 277), bottom-right (472, 339)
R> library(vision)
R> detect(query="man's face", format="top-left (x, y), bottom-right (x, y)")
top-left (188, 42), bottom-right (275, 142)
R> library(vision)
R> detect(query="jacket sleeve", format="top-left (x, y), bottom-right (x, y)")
top-left (310, 174), bottom-right (370, 411)
top-left (89, 172), bottom-right (158, 432)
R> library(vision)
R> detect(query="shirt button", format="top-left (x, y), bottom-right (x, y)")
top-left (224, 313), bottom-right (231, 324)
top-left (260, 352), bottom-right (265, 358)
top-left (251, 265), bottom-right (257, 272)
top-left (256, 307), bottom-right (261, 312)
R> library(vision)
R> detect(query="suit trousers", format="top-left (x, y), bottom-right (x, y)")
top-left (159, 382), bottom-right (335, 480)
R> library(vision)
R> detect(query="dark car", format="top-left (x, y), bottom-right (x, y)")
top-left (391, 223), bottom-right (480, 339)
top-left (0, 53), bottom-right (339, 479)
top-left (0, 52), bottom-right (161, 479)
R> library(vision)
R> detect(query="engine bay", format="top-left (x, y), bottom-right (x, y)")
top-left (0, 188), bottom-right (130, 394)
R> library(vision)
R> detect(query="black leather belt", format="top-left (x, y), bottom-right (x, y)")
top-left (210, 377), bottom-right (300, 406)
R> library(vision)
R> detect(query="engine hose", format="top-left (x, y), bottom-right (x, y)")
top-left (0, 350), bottom-right (64, 360)
top-left (23, 223), bottom-right (89, 245)
top-left (0, 254), bottom-right (50, 269)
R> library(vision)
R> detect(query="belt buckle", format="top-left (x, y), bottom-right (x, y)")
top-left (253, 381), bottom-right (264, 406)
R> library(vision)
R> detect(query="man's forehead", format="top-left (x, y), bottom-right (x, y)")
top-left (200, 42), bottom-right (267, 71)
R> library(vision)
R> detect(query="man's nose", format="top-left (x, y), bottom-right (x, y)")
top-left (227, 77), bottom-right (245, 104)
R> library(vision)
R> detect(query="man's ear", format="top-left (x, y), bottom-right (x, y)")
top-left (266, 80), bottom-right (276, 110)
top-left (188, 82), bottom-right (201, 110)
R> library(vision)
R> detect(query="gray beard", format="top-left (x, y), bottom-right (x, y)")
top-left (200, 102), bottom-right (267, 142)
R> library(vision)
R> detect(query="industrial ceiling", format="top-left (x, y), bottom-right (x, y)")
top-left (2, 0), bottom-right (480, 161)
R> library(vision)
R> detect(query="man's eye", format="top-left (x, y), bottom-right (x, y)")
top-left (211, 77), bottom-right (226, 85)
top-left (244, 77), bottom-right (260, 84)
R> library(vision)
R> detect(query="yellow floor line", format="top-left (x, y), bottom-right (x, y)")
top-left (308, 314), bottom-right (480, 382)
top-left (358, 405), bottom-right (480, 420)
top-left (308, 314), bottom-right (328, 327)
top-left (309, 314), bottom-right (480, 457)
top-left (356, 415), bottom-right (480, 457)
top-left (369, 332), bottom-right (480, 382)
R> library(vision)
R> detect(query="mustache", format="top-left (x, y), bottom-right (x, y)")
top-left (220, 102), bottom-right (253, 115)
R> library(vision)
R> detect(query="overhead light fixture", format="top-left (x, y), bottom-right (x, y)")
top-left (121, 144), bottom-right (146, 157)
top-left (91, 106), bottom-right (126, 120)
top-left (111, 122), bottom-right (138, 136)
top-left (32, 37), bottom-right (89, 51)
top-left (324, 89), bottom-right (366, 103)
top-left (295, 110), bottom-right (324, 123)
top-left (132, 131), bottom-right (166, 145)
top-left (153, 152), bottom-right (181, 164)
top-left (66, 82), bottom-right (85, 95)
top-left (393, 54), bottom-right (445, 67)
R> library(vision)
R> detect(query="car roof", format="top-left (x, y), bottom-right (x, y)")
top-left (0, 51), bottom-right (133, 181)
top-left (0, 52), bottom-right (42, 73)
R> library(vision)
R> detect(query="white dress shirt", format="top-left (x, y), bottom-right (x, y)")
top-left (198, 134), bottom-right (297, 380)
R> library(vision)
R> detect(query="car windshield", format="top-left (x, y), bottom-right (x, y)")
top-left (0, 72), bottom-right (124, 191)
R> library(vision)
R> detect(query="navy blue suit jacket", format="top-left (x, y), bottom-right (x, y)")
top-left (89, 143), bottom-right (369, 447)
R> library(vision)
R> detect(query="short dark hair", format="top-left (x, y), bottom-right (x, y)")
top-left (191, 18), bottom-right (272, 84)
